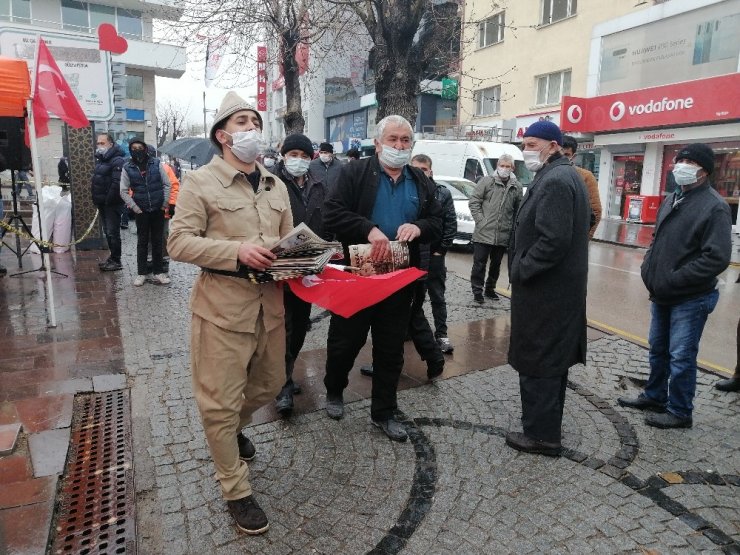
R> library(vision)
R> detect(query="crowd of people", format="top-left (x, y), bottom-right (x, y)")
top-left (3, 90), bottom-right (734, 537)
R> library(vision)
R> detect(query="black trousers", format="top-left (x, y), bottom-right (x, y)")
top-left (98, 203), bottom-right (123, 264)
top-left (519, 372), bottom-right (568, 443)
top-left (324, 284), bottom-right (415, 421)
top-left (471, 242), bottom-right (506, 295)
top-left (426, 253), bottom-right (448, 338)
top-left (284, 287), bottom-right (312, 386)
top-left (134, 210), bottom-right (165, 275)
top-left (407, 280), bottom-right (443, 364)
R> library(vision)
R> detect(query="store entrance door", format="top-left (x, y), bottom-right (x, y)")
top-left (609, 155), bottom-right (644, 219)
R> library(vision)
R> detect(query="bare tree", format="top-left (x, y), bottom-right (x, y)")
top-left (156, 101), bottom-right (190, 147)
top-left (168, 0), bottom-right (358, 135)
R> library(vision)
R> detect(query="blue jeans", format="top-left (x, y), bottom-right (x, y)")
top-left (644, 290), bottom-right (719, 418)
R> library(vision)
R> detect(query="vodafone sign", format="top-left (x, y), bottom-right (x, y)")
top-left (561, 74), bottom-right (740, 133)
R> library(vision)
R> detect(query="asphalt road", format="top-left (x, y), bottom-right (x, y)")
top-left (445, 241), bottom-right (739, 375)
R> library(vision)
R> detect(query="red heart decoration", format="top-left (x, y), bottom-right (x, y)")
top-left (98, 24), bottom-right (128, 55)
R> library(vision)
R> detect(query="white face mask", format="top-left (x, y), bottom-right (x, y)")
top-left (96, 146), bottom-right (109, 156)
top-left (263, 157), bottom-right (275, 168)
top-left (285, 156), bottom-right (310, 177)
top-left (224, 129), bottom-right (263, 164)
top-left (319, 153), bottom-right (332, 164)
top-left (523, 145), bottom-right (550, 172)
top-left (378, 144), bottom-right (411, 169)
top-left (672, 162), bottom-right (700, 187)
top-left (497, 167), bottom-right (511, 179)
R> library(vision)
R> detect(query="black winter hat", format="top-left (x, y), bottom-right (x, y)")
top-left (675, 143), bottom-right (714, 175)
top-left (281, 134), bottom-right (314, 159)
top-left (319, 142), bottom-right (334, 153)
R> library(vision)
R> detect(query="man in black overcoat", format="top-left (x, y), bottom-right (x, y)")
top-left (506, 120), bottom-right (591, 457)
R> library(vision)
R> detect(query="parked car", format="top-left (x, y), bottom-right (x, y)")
top-left (434, 175), bottom-right (477, 247)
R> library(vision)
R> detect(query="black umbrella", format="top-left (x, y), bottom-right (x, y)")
top-left (159, 138), bottom-right (219, 167)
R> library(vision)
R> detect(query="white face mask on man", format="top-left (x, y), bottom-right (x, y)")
top-left (224, 129), bottom-right (264, 164)
top-left (319, 153), bottom-right (332, 164)
top-left (378, 145), bottom-right (411, 169)
top-left (672, 162), bottom-right (700, 187)
top-left (284, 156), bottom-right (310, 177)
top-left (523, 145), bottom-right (551, 172)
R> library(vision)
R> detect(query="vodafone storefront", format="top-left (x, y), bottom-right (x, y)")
top-left (561, 74), bottom-right (740, 225)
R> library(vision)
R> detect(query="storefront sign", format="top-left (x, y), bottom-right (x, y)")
top-left (0, 28), bottom-right (113, 120)
top-left (598, 1), bottom-right (740, 95)
top-left (562, 73), bottom-right (740, 133)
top-left (256, 46), bottom-right (267, 111)
top-left (593, 122), bottom-right (740, 146)
top-left (513, 110), bottom-right (560, 142)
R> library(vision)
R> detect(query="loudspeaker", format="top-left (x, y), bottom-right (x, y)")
top-left (0, 117), bottom-right (31, 171)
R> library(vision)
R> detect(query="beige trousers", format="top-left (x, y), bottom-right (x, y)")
top-left (191, 314), bottom-right (285, 501)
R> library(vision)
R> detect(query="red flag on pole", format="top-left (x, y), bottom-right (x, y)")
top-left (32, 39), bottom-right (89, 138)
top-left (287, 267), bottom-right (425, 318)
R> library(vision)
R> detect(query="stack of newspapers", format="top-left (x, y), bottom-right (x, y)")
top-left (244, 223), bottom-right (342, 283)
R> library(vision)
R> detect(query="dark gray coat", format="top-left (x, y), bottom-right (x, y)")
top-left (508, 155), bottom-right (590, 378)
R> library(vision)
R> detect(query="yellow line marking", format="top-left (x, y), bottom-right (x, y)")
top-left (496, 288), bottom-right (733, 377)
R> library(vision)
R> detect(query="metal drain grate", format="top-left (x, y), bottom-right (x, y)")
top-left (52, 390), bottom-right (136, 554)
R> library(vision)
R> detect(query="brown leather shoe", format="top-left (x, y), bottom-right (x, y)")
top-left (505, 432), bottom-right (561, 457)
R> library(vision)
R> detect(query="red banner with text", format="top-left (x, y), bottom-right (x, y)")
top-left (256, 45), bottom-right (267, 112)
top-left (561, 74), bottom-right (740, 133)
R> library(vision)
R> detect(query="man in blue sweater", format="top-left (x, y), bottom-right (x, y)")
top-left (618, 143), bottom-right (732, 428)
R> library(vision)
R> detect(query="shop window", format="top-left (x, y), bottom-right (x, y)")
top-left (464, 158), bottom-right (483, 182)
top-left (610, 155), bottom-right (643, 219)
top-left (541, 0), bottom-right (577, 26)
top-left (474, 86), bottom-right (501, 116)
top-left (126, 75), bottom-right (144, 100)
top-left (61, 0), bottom-right (88, 32)
top-left (478, 12), bottom-right (505, 48)
top-left (535, 70), bottom-right (571, 106)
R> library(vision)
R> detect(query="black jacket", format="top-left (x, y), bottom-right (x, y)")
top-left (309, 157), bottom-right (345, 199)
top-left (508, 154), bottom-right (590, 378)
top-left (641, 182), bottom-right (732, 305)
top-left (277, 161), bottom-right (329, 239)
top-left (324, 156), bottom-right (443, 269)
top-left (91, 145), bottom-right (125, 205)
top-left (432, 179), bottom-right (457, 255)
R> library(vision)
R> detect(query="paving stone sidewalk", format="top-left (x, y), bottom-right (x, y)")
top-left (113, 233), bottom-right (739, 555)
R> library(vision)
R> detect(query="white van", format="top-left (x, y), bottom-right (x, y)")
top-left (411, 140), bottom-right (532, 186)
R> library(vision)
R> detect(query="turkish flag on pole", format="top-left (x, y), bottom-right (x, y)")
top-left (32, 39), bottom-right (89, 138)
top-left (287, 267), bottom-right (426, 318)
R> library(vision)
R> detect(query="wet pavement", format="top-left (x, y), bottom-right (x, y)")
top-left (0, 222), bottom-right (738, 554)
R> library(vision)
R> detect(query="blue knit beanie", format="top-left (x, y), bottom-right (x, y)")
top-left (523, 120), bottom-right (563, 146)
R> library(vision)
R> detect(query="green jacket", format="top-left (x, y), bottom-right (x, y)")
top-left (469, 173), bottom-right (522, 246)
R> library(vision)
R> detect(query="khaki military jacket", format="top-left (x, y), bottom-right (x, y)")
top-left (168, 155), bottom-right (293, 333)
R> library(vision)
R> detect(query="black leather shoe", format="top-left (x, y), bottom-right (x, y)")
top-left (473, 294), bottom-right (484, 304)
top-left (715, 376), bottom-right (740, 392)
top-left (505, 432), bottom-right (561, 457)
top-left (484, 289), bottom-right (499, 300)
top-left (292, 381), bottom-right (302, 395)
top-left (372, 418), bottom-right (408, 442)
top-left (617, 393), bottom-right (666, 412)
top-left (100, 260), bottom-right (123, 272)
top-left (237, 432), bottom-right (256, 461)
top-left (275, 392), bottom-right (293, 415)
top-left (427, 358), bottom-right (444, 382)
top-left (645, 411), bottom-right (692, 429)
top-left (227, 495), bottom-right (269, 535)
top-left (325, 395), bottom-right (344, 420)
top-left (360, 364), bottom-right (374, 377)
top-left (98, 258), bottom-right (112, 268)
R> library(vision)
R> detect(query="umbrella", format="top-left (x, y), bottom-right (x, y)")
top-left (159, 137), bottom-right (219, 167)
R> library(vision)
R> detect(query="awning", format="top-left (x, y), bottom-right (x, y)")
top-left (0, 56), bottom-right (31, 117)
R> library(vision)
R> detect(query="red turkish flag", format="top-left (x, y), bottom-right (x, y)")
top-left (287, 267), bottom-right (425, 318)
top-left (32, 39), bottom-right (89, 138)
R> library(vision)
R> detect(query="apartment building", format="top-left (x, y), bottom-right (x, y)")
top-left (459, 0), bottom-right (647, 143)
top-left (0, 0), bottom-right (185, 180)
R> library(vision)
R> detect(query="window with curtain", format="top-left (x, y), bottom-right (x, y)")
top-left (535, 70), bottom-right (571, 106)
top-left (541, 0), bottom-right (577, 25)
top-left (478, 12), bottom-right (505, 48)
top-left (474, 86), bottom-right (501, 116)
